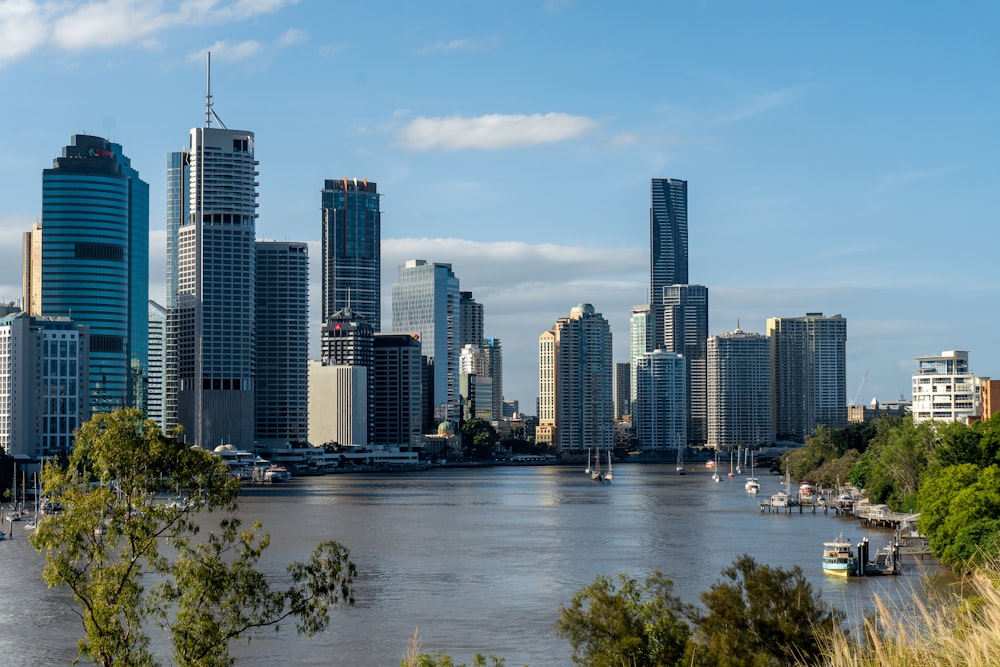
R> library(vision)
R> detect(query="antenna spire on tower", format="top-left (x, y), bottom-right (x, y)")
top-left (205, 51), bottom-right (212, 128)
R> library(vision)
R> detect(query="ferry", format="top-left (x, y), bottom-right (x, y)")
top-left (822, 534), bottom-right (858, 577)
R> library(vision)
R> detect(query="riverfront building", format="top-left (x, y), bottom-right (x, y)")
top-left (911, 350), bottom-right (982, 424)
top-left (166, 121), bottom-right (259, 449)
top-left (308, 362), bottom-right (366, 446)
top-left (459, 291), bottom-right (484, 348)
top-left (633, 350), bottom-right (687, 451)
top-left (613, 361), bottom-right (630, 420)
top-left (255, 241), bottom-right (309, 447)
top-left (321, 178), bottom-right (381, 330)
top-left (767, 313), bottom-right (847, 442)
top-left (537, 304), bottom-right (613, 454)
top-left (28, 135), bottom-right (148, 415)
top-left (320, 306), bottom-right (375, 443)
top-left (629, 304), bottom-right (653, 412)
top-left (372, 333), bottom-right (423, 445)
top-left (650, 178), bottom-right (688, 349)
top-left (662, 284), bottom-right (709, 447)
top-left (0, 311), bottom-right (90, 458)
top-left (391, 260), bottom-right (460, 425)
top-left (706, 328), bottom-right (772, 450)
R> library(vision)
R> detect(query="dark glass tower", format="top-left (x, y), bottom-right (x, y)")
top-left (37, 134), bottom-right (148, 415)
top-left (321, 179), bottom-right (381, 331)
top-left (650, 178), bottom-right (688, 348)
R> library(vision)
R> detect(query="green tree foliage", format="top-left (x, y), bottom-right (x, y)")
top-left (461, 419), bottom-right (499, 459)
top-left (934, 421), bottom-right (982, 468)
top-left (919, 464), bottom-right (1000, 568)
top-left (690, 555), bottom-right (844, 667)
top-left (851, 416), bottom-right (935, 510)
top-left (30, 409), bottom-right (356, 667)
top-left (554, 571), bottom-right (694, 667)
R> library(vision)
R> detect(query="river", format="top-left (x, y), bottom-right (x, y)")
top-left (0, 464), bottom-right (953, 666)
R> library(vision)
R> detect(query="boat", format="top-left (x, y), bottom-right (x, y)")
top-left (822, 534), bottom-right (858, 577)
top-left (6, 464), bottom-right (26, 522)
top-left (744, 449), bottom-right (759, 494)
top-left (711, 451), bottom-right (722, 483)
top-left (603, 451), bottom-right (613, 483)
top-left (585, 449), bottom-right (592, 475)
top-left (727, 449), bottom-right (735, 478)
top-left (736, 445), bottom-right (742, 475)
top-left (263, 464), bottom-right (292, 483)
top-left (675, 440), bottom-right (685, 475)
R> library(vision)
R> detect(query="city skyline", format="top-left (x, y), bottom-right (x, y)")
top-left (0, 2), bottom-right (997, 411)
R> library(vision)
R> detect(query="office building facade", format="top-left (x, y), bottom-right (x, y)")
top-left (308, 362), bottom-right (367, 446)
top-left (0, 311), bottom-right (90, 458)
top-left (613, 361), bottom-right (630, 420)
top-left (537, 304), bottom-right (613, 454)
top-left (391, 259), bottom-right (460, 422)
top-left (321, 178), bottom-right (381, 330)
top-left (255, 241), bottom-right (309, 446)
top-left (320, 305), bottom-right (375, 444)
top-left (633, 350), bottom-right (687, 451)
top-left (629, 304), bottom-right (653, 411)
top-left (166, 125), bottom-right (259, 448)
top-left (662, 284), bottom-right (708, 447)
top-left (30, 134), bottom-right (148, 415)
top-left (767, 313), bottom-right (847, 442)
top-left (911, 350), bottom-right (981, 424)
top-left (147, 300), bottom-right (166, 432)
top-left (459, 291), bottom-right (484, 348)
top-left (372, 333), bottom-right (423, 445)
top-left (650, 178), bottom-right (688, 348)
top-left (707, 328), bottom-right (772, 450)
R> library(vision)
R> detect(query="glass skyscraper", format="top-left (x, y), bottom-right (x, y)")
top-left (650, 178), bottom-right (688, 348)
top-left (166, 125), bottom-right (258, 448)
top-left (321, 178), bottom-right (381, 331)
top-left (663, 284), bottom-right (709, 447)
top-left (32, 135), bottom-right (148, 415)
top-left (392, 259), bottom-right (460, 423)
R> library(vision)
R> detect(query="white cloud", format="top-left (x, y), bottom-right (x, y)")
top-left (395, 113), bottom-right (597, 151)
top-left (418, 36), bottom-right (499, 55)
top-left (277, 27), bottom-right (307, 46)
top-left (187, 39), bottom-right (263, 64)
top-left (0, 0), bottom-right (298, 65)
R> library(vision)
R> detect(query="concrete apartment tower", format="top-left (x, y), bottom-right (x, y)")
top-left (28, 134), bottom-right (148, 415)
top-left (633, 349), bottom-right (687, 451)
top-left (321, 178), bottom-right (381, 330)
top-left (537, 304), bottom-right (613, 455)
top-left (166, 65), bottom-right (259, 448)
top-left (767, 313), bottom-right (847, 442)
top-left (662, 284), bottom-right (709, 447)
top-left (707, 328), bottom-right (772, 450)
top-left (392, 259), bottom-right (460, 425)
top-left (147, 300), bottom-right (167, 432)
top-left (911, 350), bottom-right (981, 424)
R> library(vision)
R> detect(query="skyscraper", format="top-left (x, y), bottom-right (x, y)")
top-left (392, 259), bottom-right (460, 423)
top-left (628, 304), bottom-right (653, 411)
top-left (255, 241), bottom-right (309, 446)
top-left (663, 284), bottom-right (709, 447)
top-left (633, 350), bottom-right (687, 451)
top-left (707, 328), bottom-right (772, 450)
top-left (30, 134), bottom-right (148, 415)
top-left (459, 291), bottom-right (484, 348)
top-left (321, 178), bottom-right (381, 330)
top-left (767, 313), bottom-right (847, 442)
top-left (320, 305), bottom-right (375, 443)
top-left (537, 304), bottom-right (613, 454)
top-left (166, 119), bottom-right (259, 448)
top-left (147, 300), bottom-right (166, 432)
top-left (372, 333), bottom-right (423, 445)
top-left (650, 178), bottom-right (688, 348)
top-left (613, 361), bottom-right (630, 420)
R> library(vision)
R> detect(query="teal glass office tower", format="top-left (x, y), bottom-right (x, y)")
top-left (321, 179), bottom-right (381, 331)
top-left (36, 134), bottom-right (148, 415)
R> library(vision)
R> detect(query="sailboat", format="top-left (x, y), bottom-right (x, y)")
top-left (736, 445), bottom-right (743, 475)
top-left (744, 449), bottom-right (760, 494)
top-left (727, 449), bottom-right (735, 478)
top-left (591, 447), bottom-right (604, 482)
top-left (24, 473), bottom-right (40, 531)
top-left (7, 463), bottom-right (25, 522)
top-left (675, 440), bottom-right (686, 475)
top-left (712, 450), bottom-right (722, 483)
top-left (585, 449), bottom-right (592, 475)
top-left (603, 451), bottom-right (613, 483)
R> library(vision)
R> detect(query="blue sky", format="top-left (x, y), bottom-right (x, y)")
top-left (0, 1), bottom-right (997, 412)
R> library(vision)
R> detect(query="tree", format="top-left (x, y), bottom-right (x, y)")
top-left (30, 409), bottom-right (356, 667)
top-left (851, 416), bottom-right (935, 510)
top-left (461, 419), bottom-right (499, 459)
top-left (554, 571), bottom-right (693, 667)
top-left (689, 555), bottom-right (843, 667)
top-left (919, 464), bottom-right (1000, 569)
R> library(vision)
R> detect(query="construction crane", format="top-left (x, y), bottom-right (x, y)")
top-left (851, 370), bottom-right (869, 407)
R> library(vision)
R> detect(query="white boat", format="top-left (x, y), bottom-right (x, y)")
top-left (744, 449), bottom-right (759, 493)
top-left (711, 451), bottom-right (722, 482)
top-left (603, 451), bottom-right (613, 483)
top-left (263, 465), bottom-right (292, 483)
top-left (675, 441), bottom-right (685, 475)
top-left (590, 447), bottom-right (605, 483)
top-left (585, 449), bottom-right (592, 475)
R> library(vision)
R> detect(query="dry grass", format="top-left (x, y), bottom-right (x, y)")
top-left (820, 566), bottom-right (1000, 667)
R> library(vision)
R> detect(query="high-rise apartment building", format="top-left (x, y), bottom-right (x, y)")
top-left (663, 284), bottom-right (708, 447)
top-left (459, 291), bottom-right (484, 348)
top-left (147, 300), bottom-right (166, 432)
top-left (707, 328), bottom-right (772, 450)
top-left (0, 311), bottom-right (90, 457)
top-left (255, 241), bottom-right (309, 446)
top-left (628, 304), bottom-right (653, 411)
top-left (320, 306), bottom-right (375, 444)
top-left (372, 333), bottom-right (423, 445)
top-left (911, 350), bottom-right (981, 424)
top-left (166, 120), bottom-right (259, 448)
top-left (767, 313), bottom-right (847, 442)
top-left (537, 304), bottom-right (613, 454)
top-left (613, 361), bottom-right (630, 420)
top-left (392, 259), bottom-right (460, 423)
top-left (633, 350), bottom-right (686, 451)
top-left (321, 178), bottom-right (381, 330)
top-left (650, 178), bottom-right (688, 348)
top-left (28, 135), bottom-right (148, 415)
